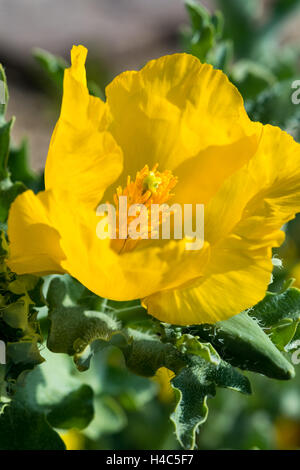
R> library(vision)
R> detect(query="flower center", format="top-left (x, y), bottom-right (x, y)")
top-left (112, 164), bottom-right (178, 252)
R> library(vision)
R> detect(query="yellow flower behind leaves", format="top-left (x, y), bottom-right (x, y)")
top-left (154, 367), bottom-right (175, 404)
top-left (7, 45), bottom-right (300, 325)
top-left (60, 429), bottom-right (85, 450)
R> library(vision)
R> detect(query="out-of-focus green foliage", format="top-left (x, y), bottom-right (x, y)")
top-left (33, 48), bottom-right (104, 100)
top-left (183, 0), bottom-right (300, 142)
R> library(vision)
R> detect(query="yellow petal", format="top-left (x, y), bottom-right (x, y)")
top-left (144, 125), bottom-right (300, 324)
top-left (174, 131), bottom-right (261, 206)
top-left (57, 200), bottom-right (211, 300)
top-left (205, 125), bottom-right (300, 246)
top-left (7, 185), bottom-right (209, 300)
top-left (105, 53), bottom-right (258, 192)
top-left (143, 251), bottom-right (273, 325)
top-left (45, 45), bottom-right (123, 208)
top-left (7, 190), bottom-right (65, 275)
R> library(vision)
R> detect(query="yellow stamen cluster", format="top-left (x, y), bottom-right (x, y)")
top-left (113, 164), bottom-right (178, 252)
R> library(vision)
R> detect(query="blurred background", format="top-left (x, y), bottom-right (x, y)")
top-left (1, 0), bottom-right (300, 450)
top-left (1, 0), bottom-right (193, 170)
top-left (1, 0), bottom-right (299, 171)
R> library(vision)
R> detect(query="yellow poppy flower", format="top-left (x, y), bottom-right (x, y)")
top-left (7, 45), bottom-right (300, 325)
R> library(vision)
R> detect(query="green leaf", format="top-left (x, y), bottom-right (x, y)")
top-left (6, 340), bottom-right (44, 381)
top-left (46, 277), bottom-right (187, 377)
top-left (33, 48), bottom-right (67, 91)
top-left (171, 356), bottom-right (251, 449)
top-left (211, 10), bottom-right (224, 40)
top-left (217, 0), bottom-right (258, 57)
top-left (1, 300), bottom-right (29, 331)
top-left (119, 329), bottom-right (185, 377)
top-left (0, 64), bottom-right (8, 122)
top-left (183, 1), bottom-right (234, 73)
top-left (231, 60), bottom-right (276, 100)
top-left (171, 365), bottom-right (210, 450)
top-left (193, 312), bottom-right (295, 380)
top-left (0, 365), bottom-right (11, 412)
top-left (47, 305), bottom-right (120, 356)
top-left (0, 230), bottom-right (8, 259)
top-left (211, 360), bottom-right (251, 394)
top-left (47, 385), bottom-right (94, 430)
top-left (0, 119), bottom-right (14, 180)
top-left (15, 348), bottom-right (94, 431)
top-left (246, 79), bottom-right (297, 127)
top-left (47, 274), bottom-right (88, 307)
top-left (82, 346), bottom-right (158, 413)
top-left (0, 112), bottom-right (28, 224)
top-left (10, 274), bottom-right (45, 307)
top-left (0, 400), bottom-right (65, 450)
top-left (0, 243), bottom-right (45, 387)
top-left (183, 1), bottom-right (222, 62)
top-left (185, 1), bottom-right (212, 31)
top-left (248, 287), bottom-right (300, 350)
top-left (44, 274), bottom-right (299, 450)
top-left (289, 322), bottom-right (300, 345)
top-left (249, 287), bottom-right (300, 328)
top-left (47, 277), bottom-right (121, 358)
top-left (274, 0), bottom-right (300, 14)
top-left (270, 320), bottom-right (299, 351)
top-left (47, 305), bottom-right (121, 359)
top-left (176, 334), bottom-right (220, 365)
top-left (8, 139), bottom-right (41, 190)
top-left (0, 178), bottom-right (27, 223)
top-left (210, 40), bottom-right (233, 72)
top-left (83, 395), bottom-right (127, 440)
top-left (33, 48), bottom-right (104, 99)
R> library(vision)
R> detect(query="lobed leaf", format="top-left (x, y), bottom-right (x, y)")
top-left (171, 356), bottom-right (251, 449)
top-left (191, 312), bottom-right (295, 380)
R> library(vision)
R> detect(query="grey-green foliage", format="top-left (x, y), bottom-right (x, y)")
top-left (0, 400), bottom-right (65, 450)
top-left (191, 312), bottom-right (295, 380)
top-left (183, 0), bottom-right (300, 139)
top-left (0, 67), bottom-right (27, 222)
top-left (182, 1), bottom-right (233, 73)
top-left (43, 273), bottom-right (300, 449)
top-left (1, 1), bottom-right (300, 451)
top-left (33, 47), bottom-right (104, 99)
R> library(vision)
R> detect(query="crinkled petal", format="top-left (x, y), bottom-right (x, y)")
top-left (105, 53), bottom-right (259, 191)
top-left (144, 125), bottom-right (300, 324)
top-left (7, 190), bottom-right (66, 275)
top-left (47, 191), bottom-right (211, 300)
top-left (7, 188), bottom-right (210, 300)
top-left (45, 45), bottom-right (123, 208)
top-left (174, 131), bottom-right (261, 206)
top-left (143, 247), bottom-right (273, 325)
